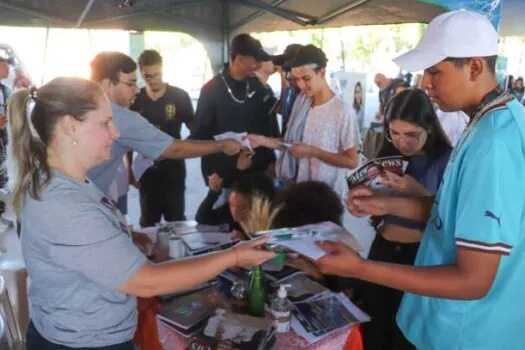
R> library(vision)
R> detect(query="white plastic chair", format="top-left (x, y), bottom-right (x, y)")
top-left (0, 275), bottom-right (24, 350)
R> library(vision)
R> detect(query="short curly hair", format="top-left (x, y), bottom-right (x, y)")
top-left (272, 181), bottom-right (343, 228)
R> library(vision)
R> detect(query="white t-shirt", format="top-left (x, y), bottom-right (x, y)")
top-left (296, 95), bottom-right (361, 198)
top-left (436, 109), bottom-right (468, 146)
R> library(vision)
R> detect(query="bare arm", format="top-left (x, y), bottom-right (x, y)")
top-left (158, 139), bottom-right (241, 161)
top-left (120, 250), bottom-right (235, 298)
top-left (348, 187), bottom-right (434, 222)
top-left (125, 151), bottom-right (139, 188)
top-left (277, 69), bottom-right (288, 115)
top-left (316, 242), bottom-right (501, 300)
top-left (356, 248), bottom-right (500, 299)
top-left (313, 145), bottom-right (360, 169)
top-left (120, 238), bottom-right (275, 298)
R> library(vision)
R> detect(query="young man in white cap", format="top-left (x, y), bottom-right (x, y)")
top-left (313, 10), bottom-right (525, 349)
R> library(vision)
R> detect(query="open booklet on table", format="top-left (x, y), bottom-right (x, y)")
top-left (291, 292), bottom-right (370, 344)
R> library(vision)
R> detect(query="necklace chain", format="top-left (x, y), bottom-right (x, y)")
top-left (450, 86), bottom-right (510, 163)
top-left (220, 70), bottom-right (254, 104)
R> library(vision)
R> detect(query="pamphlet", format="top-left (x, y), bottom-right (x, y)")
top-left (346, 155), bottom-right (407, 192)
top-left (253, 222), bottom-right (363, 261)
top-left (214, 131), bottom-right (253, 152)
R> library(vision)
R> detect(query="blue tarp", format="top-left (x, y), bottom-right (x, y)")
top-left (419, 0), bottom-right (523, 36)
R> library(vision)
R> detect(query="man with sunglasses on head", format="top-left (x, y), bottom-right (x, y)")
top-left (129, 50), bottom-right (193, 227)
top-left (191, 34), bottom-right (279, 191)
top-left (88, 52), bottom-right (242, 200)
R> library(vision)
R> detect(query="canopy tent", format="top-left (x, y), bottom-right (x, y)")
top-left (0, 0), bottom-right (522, 71)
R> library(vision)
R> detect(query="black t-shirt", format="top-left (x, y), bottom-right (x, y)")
top-left (131, 85), bottom-right (194, 174)
top-left (191, 67), bottom-right (280, 186)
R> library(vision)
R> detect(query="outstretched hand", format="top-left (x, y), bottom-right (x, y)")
top-left (220, 139), bottom-right (243, 156)
top-left (347, 186), bottom-right (392, 217)
top-left (380, 170), bottom-right (431, 197)
top-left (245, 134), bottom-right (280, 149)
top-left (314, 241), bottom-right (363, 278)
top-left (232, 236), bottom-right (276, 268)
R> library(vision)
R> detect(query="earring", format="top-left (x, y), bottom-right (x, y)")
top-left (73, 140), bottom-right (77, 146)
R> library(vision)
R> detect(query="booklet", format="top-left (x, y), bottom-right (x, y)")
top-left (253, 222), bottom-right (363, 261)
top-left (291, 293), bottom-right (370, 344)
top-left (214, 131), bottom-right (253, 152)
top-left (158, 286), bottom-right (225, 331)
top-left (277, 272), bottom-right (329, 304)
top-left (181, 232), bottom-right (234, 252)
top-left (346, 155), bottom-right (408, 192)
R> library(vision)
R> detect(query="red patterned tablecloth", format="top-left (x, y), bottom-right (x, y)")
top-left (156, 316), bottom-right (353, 350)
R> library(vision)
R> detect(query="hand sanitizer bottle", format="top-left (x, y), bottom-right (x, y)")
top-left (271, 284), bottom-right (292, 334)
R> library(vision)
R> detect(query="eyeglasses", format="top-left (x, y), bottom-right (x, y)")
top-left (118, 80), bottom-right (138, 88)
top-left (386, 128), bottom-right (427, 144)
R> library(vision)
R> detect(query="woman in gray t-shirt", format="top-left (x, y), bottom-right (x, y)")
top-left (8, 77), bottom-right (275, 350)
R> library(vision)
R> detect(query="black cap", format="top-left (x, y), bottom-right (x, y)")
top-left (292, 45), bottom-right (328, 69)
top-left (272, 44), bottom-right (303, 67)
top-left (231, 34), bottom-right (271, 62)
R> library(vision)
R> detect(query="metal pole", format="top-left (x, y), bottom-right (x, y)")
top-left (339, 28), bottom-right (346, 72)
top-left (76, 0), bottom-right (96, 28)
top-left (41, 28), bottom-right (50, 85)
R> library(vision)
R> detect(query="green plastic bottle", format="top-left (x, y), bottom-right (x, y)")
top-left (248, 265), bottom-right (266, 317)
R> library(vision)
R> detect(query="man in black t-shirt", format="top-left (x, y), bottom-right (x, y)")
top-left (131, 50), bottom-right (194, 226)
top-left (191, 34), bottom-right (279, 188)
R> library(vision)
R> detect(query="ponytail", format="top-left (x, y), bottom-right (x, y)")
top-left (8, 88), bottom-right (49, 216)
top-left (7, 77), bottom-right (103, 216)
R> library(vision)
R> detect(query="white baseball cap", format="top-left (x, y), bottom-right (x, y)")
top-left (394, 10), bottom-right (499, 72)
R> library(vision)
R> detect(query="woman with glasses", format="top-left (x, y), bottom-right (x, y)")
top-left (359, 88), bottom-right (452, 350)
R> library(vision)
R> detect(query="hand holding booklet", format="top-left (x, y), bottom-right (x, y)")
top-left (346, 155), bottom-right (408, 193)
top-left (251, 222), bottom-right (363, 261)
top-left (214, 131), bottom-right (253, 152)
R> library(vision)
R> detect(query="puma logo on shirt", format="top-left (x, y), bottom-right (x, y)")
top-left (484, 210), bottom-right (501, 227)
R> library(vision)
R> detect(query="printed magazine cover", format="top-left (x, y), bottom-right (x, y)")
top-left (346, 156), bottom-right (407, 192)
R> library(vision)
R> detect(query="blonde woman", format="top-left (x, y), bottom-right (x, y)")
top-left (9, 77), bottom-right (274, 350)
